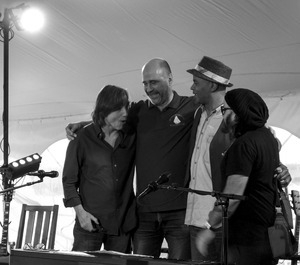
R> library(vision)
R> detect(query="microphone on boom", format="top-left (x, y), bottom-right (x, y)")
top-left (137, 172), bottom-right (171, 199)
top-left (27, 170), bottom-right (59, 179)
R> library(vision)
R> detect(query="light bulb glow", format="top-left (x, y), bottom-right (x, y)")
top-left (19, 8), bottom-right (45, 32)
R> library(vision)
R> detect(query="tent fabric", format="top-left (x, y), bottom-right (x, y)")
top-left (0, 0), bottom-right (300, 251)
top-left (0, 0), bottom-right (300, 162)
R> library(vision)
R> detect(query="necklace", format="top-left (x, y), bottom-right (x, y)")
top-left (221, 138), bottom-right (235, 157)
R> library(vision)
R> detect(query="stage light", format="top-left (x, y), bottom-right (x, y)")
top-left (0, 4), bottom-right (45, 33)
top-left (0, 153), bottom-right (42, 180)
top-left (19, 8), bottom-right (45, 32)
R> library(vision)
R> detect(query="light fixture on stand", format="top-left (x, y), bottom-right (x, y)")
top-left (0, 4), bottom-right (45, 186)
top-left (0, 153), bottom-right (42, 181)
top-left (0, 4), bottom-right (44, 256)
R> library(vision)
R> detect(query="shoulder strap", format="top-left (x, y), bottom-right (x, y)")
top-left (275, 179), bottom-right (280, 207)
top-left (277, 180), bottom-right (294, 229)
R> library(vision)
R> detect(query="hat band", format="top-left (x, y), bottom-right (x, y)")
top-left (194, 65), bottom-right (230, 85)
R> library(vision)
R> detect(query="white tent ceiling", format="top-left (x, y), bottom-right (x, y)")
top-left (1, 0), bottom-right (300, 161)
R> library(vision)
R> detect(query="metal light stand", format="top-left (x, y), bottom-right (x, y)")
top-left (0, 8), bottom-right (15, 256)
top-left (1, 6), bottom-right (12, 192)
top-left (1, 3), bottom-right (29, 189)
top-left (157, 184), bottom-right (246, 265)
top-left (0, 6), bottom-right (26, 256)
top-left (0, 5), bottom-right (45, 257)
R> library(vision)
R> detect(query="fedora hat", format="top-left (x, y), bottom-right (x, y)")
top-left (187, 56), bottom-right (233, 87)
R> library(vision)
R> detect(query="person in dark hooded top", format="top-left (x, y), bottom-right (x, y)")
top-left (196, 88), bottom-right (280, 265)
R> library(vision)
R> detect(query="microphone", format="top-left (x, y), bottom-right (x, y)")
top-left (137, 172), bottom-right (171, 199)
top-left (27, 170), bottom-right (59, 178)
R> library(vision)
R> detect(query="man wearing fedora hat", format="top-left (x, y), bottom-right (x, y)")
top-left (184, 56), bottom-right (291, 262)
top-left (184, 56), bottom-right (233, 261)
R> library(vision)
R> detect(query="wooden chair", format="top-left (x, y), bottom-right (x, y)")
top-left (15, 204), bottom-right (59, 250)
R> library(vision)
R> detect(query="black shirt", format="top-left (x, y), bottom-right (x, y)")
top-left (62, 123), bottom-right (136, 235)
top-left (223, 127), bottom-right (279, 244)
top-left (128, 92), bottom-right (198, 212)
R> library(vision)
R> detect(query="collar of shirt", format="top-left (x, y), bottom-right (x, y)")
top-left (201, 104), bottom-right (223, 118)
top-left (93, 123), bottom-right (105, 139)
top-left (92, 122), bottom-right (126, 146)
top-left (147, 91), bottom-right (181, 110)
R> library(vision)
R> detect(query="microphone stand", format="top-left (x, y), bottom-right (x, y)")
top-left (157, 184), bottom-right (246, 265)
top-left (0, 177), bottom-right (45, 256)
top-left (0, 178), bottom-right (44, 195)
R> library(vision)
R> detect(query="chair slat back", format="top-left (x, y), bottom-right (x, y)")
top-left (16, 204), bottom-right (59, 250)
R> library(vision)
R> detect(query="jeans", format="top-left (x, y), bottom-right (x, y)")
top-left (72, 219), bottom-right (132, 253)
top-left (190, 225), bottom-right (222, 262)
top-left (133, 209), bottom-right (190, 260)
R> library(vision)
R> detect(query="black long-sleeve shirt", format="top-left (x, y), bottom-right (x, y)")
top-left (62, 123), bottom-right (136, 235)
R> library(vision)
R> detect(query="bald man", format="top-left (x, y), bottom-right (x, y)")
top-left (66, 58), bottom-right (199, 259)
